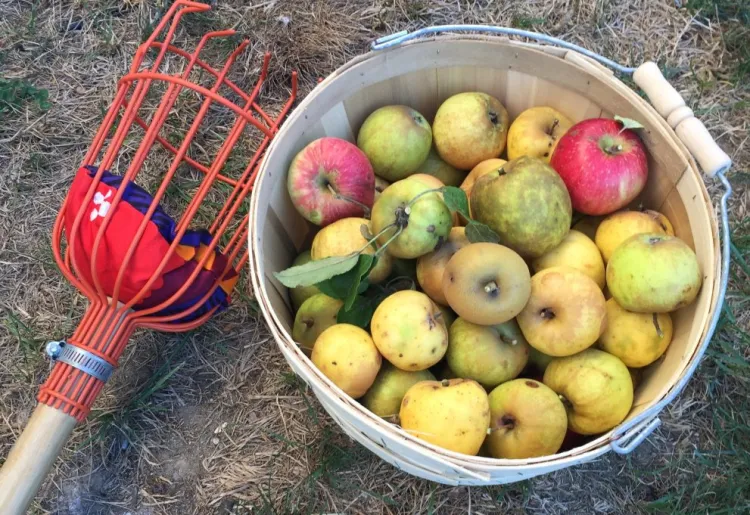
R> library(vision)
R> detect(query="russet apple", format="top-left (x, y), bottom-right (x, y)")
top-left (370, 178), bottom-right (452, 259)
top-left (517, 267), bottom-right (607, 357)
top-left (544, 348), bottom-right (633, 435)
top-left (311, 217), bottom-right (392, 283)
top-left (550, 118), bottom-right (648, 216)
top-left (607, 233), bottom-right (702, 313)
top-left (486, 379), bottom-right (568, 459)
top-left (532, 229), bottom-right (605, 289)
top-left (311, 324), bottom-right (382, 399)
top-left (447, 318), bottom-right (530, 388)
top-left (287, 137), bottom-right (374, 226)
top-left (598, 298), bottom-right (673, 367)
top-left (371, 290), bottom-right (448, 371)
top-left (507, 106), bottom-right (573, 162)
top-left (400, 378), bottom-right (490, 455)
top-left (416, 227), bottom-right (470, 305)
top-left (357, 105), bottom-right (432, 181)
top-left (471, 156), bottom-right (572, 258)
top-left (415, 147), bottom-right (467, 186)
top-left (433, 92), bottom-right (510, 170)
top-left (442, 243), bottom-right (531, 326)
top-left (595, 210), bottom-right (665, 263)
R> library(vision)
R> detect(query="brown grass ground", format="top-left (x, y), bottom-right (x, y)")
top-left (1, 1), bottom-right (748, 514)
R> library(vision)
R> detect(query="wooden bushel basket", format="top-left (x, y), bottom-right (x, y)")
top-left (248, 27), bottom-right (733, 485)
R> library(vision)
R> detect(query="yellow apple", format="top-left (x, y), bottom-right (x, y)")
top-left (486, 379), bottom-right (567, 459)
top-left (594, 210), bottom-right (665, 263)
top-left (517, 267), bottom-right (607, 357)
top-left (416, 227), bottom-right (470, 305)
top-left (532, 230), bottom-right (605, 289)
top-left (544, 348), bottom-right (633, 435)
top-left (400, 378), bottom-right (490, 455)
top-left (311, 217), bottom-right (392, 282)
top-left (598, 298), bottom-right (673, 368)
top-left (507, 106), bottom-right (573, 162)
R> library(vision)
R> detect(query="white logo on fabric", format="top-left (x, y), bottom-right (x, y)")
top-left (90, 190), bottom-right (112, 221)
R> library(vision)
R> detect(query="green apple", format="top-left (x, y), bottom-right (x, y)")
top-left (357, 105), bottom-right (432, 181)
top-left (471, 156), bottom-right (572, 258)
top-left (447, 317), bottom-right (529, 388)
top-left (292, 294), bottom-right (343, 352)
top-left (607, 233), bottom-right (702, 313)
top-left (361, 363), bottom-right (435, 420)
top-left (370, 178), bottom-right (452, 259)
top-left (414, 147), bottom-right (466, 186)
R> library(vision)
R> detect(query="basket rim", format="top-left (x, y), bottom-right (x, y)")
top-left (248, 35), bottom-right (721, 472)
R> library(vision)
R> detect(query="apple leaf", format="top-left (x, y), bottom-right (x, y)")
top-left (344, 254), bottom-right (376, 310)
top-left (465, 220), bottom-right (501, 244)
top-left (316, 254), bottom-right (374, 300)
top-left (614, 115), bottom-right (645, 131)
top-left (442, 186), bottom-right (471, 221)
top-left (336, 295), bottom-right (378, 328)
top-left (274, 253), bottom-right (359, 288)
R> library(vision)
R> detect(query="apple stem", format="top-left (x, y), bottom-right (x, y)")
top-left (441, 379), bottom-right (450, 387)
top-left (484, 281), bottom-right (499, 295)
top-left (406, 187), bottom-right (445, 208)
top-left (652, 313), bottom-right (664, 339)
top-left (540, 308), bottom-right (556, 320)
top-left (327, 183), bottom-right (371, 218)
top-left (374, 225), bottom-right (404, 258)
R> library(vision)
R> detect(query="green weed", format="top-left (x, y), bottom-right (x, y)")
top-left (0, 77), bottom-right (50, 116)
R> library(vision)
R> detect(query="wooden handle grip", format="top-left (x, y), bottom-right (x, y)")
top-left (633, 61), bottom-right (731, 177)
top-left (0, 404), bottom-right (77, 514)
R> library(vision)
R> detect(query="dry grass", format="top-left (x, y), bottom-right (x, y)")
top-left (0, 0), bottom-right (748, 513)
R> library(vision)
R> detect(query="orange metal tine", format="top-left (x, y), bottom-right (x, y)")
top-left (67, 5), bottom-right (195, 307)
top-left (103, 36), bottom-right (249, 307)
top-left (77, 38), bottom-right (240, 360)
top-left (106, 44), bottom-right (254, 318)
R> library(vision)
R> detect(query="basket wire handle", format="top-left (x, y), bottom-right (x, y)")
top-left (372, 25), bottom-right (734, 455)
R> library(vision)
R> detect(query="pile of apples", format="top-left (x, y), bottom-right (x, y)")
top-left (278, 91), bottom-right (702, 459)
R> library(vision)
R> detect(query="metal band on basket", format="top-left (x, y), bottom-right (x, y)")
top-left (45, 341), bottom-right (115, 382)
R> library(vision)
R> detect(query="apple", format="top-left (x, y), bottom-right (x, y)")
top-left (357, 105), bottom-right (432, 181)
top-left (471, 156), bottom-right (572, 258)
top-left (374, 176), bottom-right (390, 201)
top-left (507, 106), bottom-right (573, 162)
top-left (486, 379), bottom-right (568, 459)
top-left (416, 227), bottom-right (470, 305)
top-left (544, 348), bottom-right (633, 435)
top-left (595, 210), bottom-right (665, 263)
top-left (433, 92), bottom-right (510, 170)
top-left (370, 178), bottom-right (452, 259)
top-left (606, 233), bottom-right (702, 313)
top-left (643, 209), bottom-right (675, 236)
top-left (287, 137), bottom-right (375, 226)
top-left (459, 158), bottom-right (507, 223)
top-left (517, 267), bottom-right (607, 357)
top-left (400, 378), bottom-right (490, 455)
top-left (414, 147), bottom-right (467, 187)
top-left (550, 118), bottom-right (648, 216)
top-left (532, 229), bottom-right (605, 289)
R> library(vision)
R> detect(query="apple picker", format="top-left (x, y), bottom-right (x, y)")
top-left (0, 1), bottom-right (297, 511)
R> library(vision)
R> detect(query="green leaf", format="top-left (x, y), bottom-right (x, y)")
top-left (614, 115), bottom-right (645, 131)
top-left (316, 255), bottom-right (375, 301)
top-left (442, 186), bottom-right (471, 220)
top-left (336, 295), bottom-right (377, 328)
top-left (465, 220), bottom-right (501, 244)
top-left (344, 255), bottom-right (376, 310)
top-left (274, 253), bottom-right (359, 288)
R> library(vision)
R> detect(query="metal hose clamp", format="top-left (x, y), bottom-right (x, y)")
top-left (372, 24), bottom-right (734, 455)
top-left (45, 340), bottom-right (115, 382)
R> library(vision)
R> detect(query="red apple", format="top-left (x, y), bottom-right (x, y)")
top-left (550, 118), bottom-right (648, 216)
top-left (287, 137), bottom-right (375, 226)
